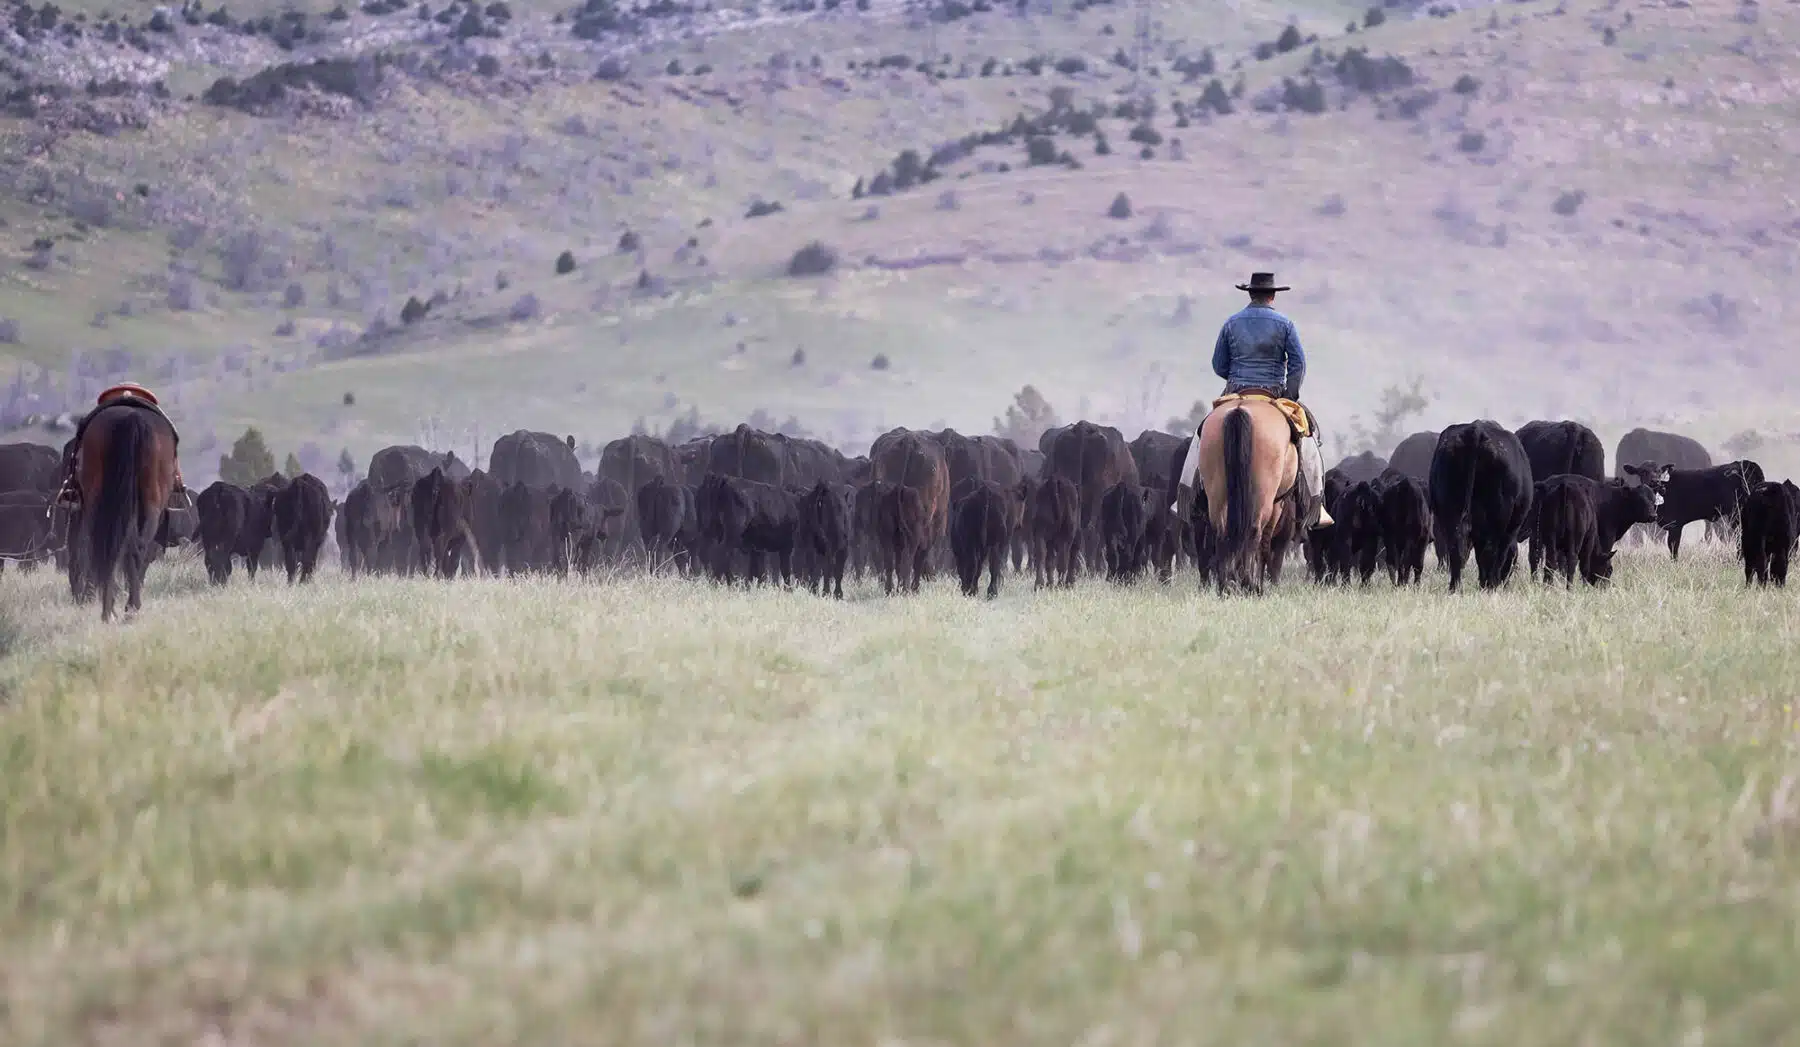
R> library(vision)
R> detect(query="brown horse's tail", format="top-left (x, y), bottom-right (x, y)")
top-left (1220, 407), bottom-right (1257, 577)
top-left (90, 409), bottom-right (152, 586)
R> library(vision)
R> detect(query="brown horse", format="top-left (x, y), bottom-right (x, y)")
top-left (70, 403), bottom-right (179, 621)
top-left (1197, 398), bottom-right (1298, 594)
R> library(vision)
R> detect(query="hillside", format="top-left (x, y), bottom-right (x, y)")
top-left (3, 0), bottom-right (1798, 479)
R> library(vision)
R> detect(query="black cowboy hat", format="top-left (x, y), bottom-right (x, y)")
top-left (1235, 272), bottom-right (1290, 293)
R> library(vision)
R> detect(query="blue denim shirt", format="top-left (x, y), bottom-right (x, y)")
top-left (1212, 303), bottom-right (1306, 399)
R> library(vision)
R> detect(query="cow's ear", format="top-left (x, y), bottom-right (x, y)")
top-left (1658, 465), bottom-right (1673, 482)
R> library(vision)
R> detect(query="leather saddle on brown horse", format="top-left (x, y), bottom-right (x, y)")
top-left (56, 384), bottom-right (186, 511)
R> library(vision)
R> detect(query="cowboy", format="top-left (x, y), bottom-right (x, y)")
top-left (1210, 272), bottom-right (1332, 529)
top-left (55, 383), bottom-right (186, 511)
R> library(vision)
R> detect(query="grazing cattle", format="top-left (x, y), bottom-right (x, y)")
top-left (1377, 470), bottom-right (1431, 586)
top-left (1740, 480), bottom-right (1800, 587)
top-left (1335, 479), bottom-right (1385, 586)
top-left (708, 424), bottom-right (786, 485)
top-left (1042, 421), bottom-right (1139, 574)
top-left (411, 467), bottom-right (482, 578)
top-left (1029, 474), bottom-right (1080, 589)
top-left (1134, 431), bottom-right (1189, 583)
top-left (1517, 420), bottom-right (1606, 482)
top-left (1530, 475), bottom-right (1661, 585)
top-left (1388, 431), bottom-right (1439, 481)
top-left (462, 469), bottom-right (503, 575)
top-left (1098, 481), bottom-right (1152, 583)
top-left (695, 474), bottom-right (802, 586)
top-left (872, 481), bottom-right (931, 594)
top-left (342, 479), bottom-right (411, 576)
top-left (272, 473), bottom-right (333, 583)
top-left (498, 482), bottom-right (559, 575)
top-left (1615, 428), bottom-right (1712, 547)
top-left (600, 434), bottom-right (680, 554)
top-left (0, 441), bottom-right (61, 496)
top-left (0, 490), bottom-right (58, 573)
top-left (1627, 460), bottom-right (1762, 560)
top-left (637, 475), bottom-right (699, 573)
top-left (949, 479), bottom-right (1015, 598)
top-left (549, 486), bottom-right (622, 577)
top-left (1429, 421), bottom-right (1533, 592)
top-left (369, 445), bottom-right (469, 489)
top-left (586, 475), bottom-right (633, 563)
top-left (870, 428), bottom-right (951, 572)
top-left (491, 431), bottom-right (583, 490)
top-left (797, 480), bottom-right (855, 598)
top-left (195, 481), bottom-right (250, 584)
top-left (1305, 467), bottom-right (1354, 584)
top-left (1331, 450), bottom-right (1388, 484)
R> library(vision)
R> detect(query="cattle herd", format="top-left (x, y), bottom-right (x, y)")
top-left (2, 417), bottom-right (1797, 606)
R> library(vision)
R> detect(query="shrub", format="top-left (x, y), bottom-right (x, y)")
top-left (1108, 192), bottom-right (1132, 219)
top-left (1275, 25), bottom-right (1302, 52)
top-left (555, 249), bottom-right (577, 274)
top-left (1282, 78), bottom-right (1326, 114)
top-left (1552, 190), bottom-right (1586, 216)
top-left (1335, 48), bottom-right (1415, 93)
top-left (1200, 78), bottom-right (1232, 115)
top-left (509, 292), bottom-right (542, 321)
top-left (1363, 5), bottom-right (1384, 27)
top-left (1025, 135), bottom-right (1059, 165)
top-left (870, 353), bottom-right (891, 371)
top-left (476, 54), bottom-right (501, 76)
top-left (1095, 133), bottom-right (1111, 155)
top-left (791, 347), bottom-right (807, 367)
top-left (166, 272), bottom-right (198, 311)
top-left (1453, 73), bottom-right (1480, 95)
top-left (218, 428), bottom-right (276, 486)
top-left (283, 281), bottom-right (306, 307)
top-left (787, 241), bottom-right (837, 277)
top-left (1067, 110), bottom-right (1098, 135)
top-left (1128, 122), bottom-right (1162, 145)
top-left (746, 199), bottom-right (784, 218)
top-left (937, 189), bottom-right (959, 211)
top-left (274, 318), bottom-right (297, 336)
top-left (1457, 131), bottom-right (1486, 153)
top-left (618, 230), bottom-right (641, 252)
top-left (400, 295), bottom-right (429, 324)
top-left (0, 317), bottom-right (17, 345)
top-left (1055, 56), bottom-right (1087, 75)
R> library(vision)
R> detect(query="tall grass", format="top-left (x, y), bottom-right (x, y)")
top-left (2, 547), bottom-right (1798, 1045)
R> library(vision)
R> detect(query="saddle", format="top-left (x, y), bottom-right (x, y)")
top-left (1211, 390), bottom-right (1313, 440)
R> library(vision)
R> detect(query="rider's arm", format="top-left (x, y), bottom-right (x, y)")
top-left (1283, 319), bottom-right (1307, 400)
top-left (1211, 321), bottom-right (1233, 382)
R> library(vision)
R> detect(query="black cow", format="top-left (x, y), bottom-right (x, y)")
top-left (874, 482), bottom-right (931, 595)
top-left (949, 479), bottom-right (1015, 598)
top-left (1336, 479), bottom-right (1385, 586)
top-left (1517, 420), bottom-right (1606, 482)
top-left (696, 474), bottom-right (801, 587)
top-left (0, 490), bottom-right (59, 573)
top-left (1428, 421), bottom-right (1533, 592)
top-left (0, 441), bottom-right (61, 496)
top-left (1615, 428), bottom-right (1711, 547)
top-left (1388, 431), bottom-right (1440, 481)
top-left (1331, 450), bottom-right (1388, 484)
top-left (637, 475), bottom-right (699, 574)
top-left (196, 481), bottom-right (250, 584)
top-left (412, 467), bottom-right (482, 578)
top-left (1377, 470), bottom-right (1430, 586)
top-left (1305, 467), bottom-right (1354, 584)
top-left (1626, 460), bottom-right (1762, 560)
top-left (797, 480), bottom-right (855, 598)
top-left (1531, 475), bottom-right (1662, 585)
top-left (1030, 474), bottom-right (1080, 589)
top-left (550, 486), bottom-right (622, 577)
top-left (499, 482), bottom-right (559, 575)
top-left (1098, 481), bottom-right (1153, 583)
top-left (272, 473), bottom-right (333, 584)
top-left (1740, 480), bottom-right (1800, 587)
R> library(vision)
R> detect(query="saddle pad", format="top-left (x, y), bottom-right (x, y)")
top-left (1211, 392), bottom-right (1312, 438)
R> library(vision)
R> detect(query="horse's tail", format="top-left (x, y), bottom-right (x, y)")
top-left (1220, 407), bottom-right (1257, 573)
top-left (89, 410), bottom-right (152, 584)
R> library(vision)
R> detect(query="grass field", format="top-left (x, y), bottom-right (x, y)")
top-left (4, 546), bottom-right (1800, 1044)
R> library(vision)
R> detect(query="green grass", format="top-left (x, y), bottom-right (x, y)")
top-left (4, 546), bottom-right (1800, 1044)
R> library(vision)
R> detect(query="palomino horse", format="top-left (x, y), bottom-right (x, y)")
top-left (1197, 396), bottom-right (1300, 594)
top-left (70, 403), bottom-right (179, 621)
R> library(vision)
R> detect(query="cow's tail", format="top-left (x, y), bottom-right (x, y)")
top-left (1560, 423), bottom-right (1579, 477)
top-left (90, 411), bottom-right (151, 588)
top-left (1220, 408), bottom-right (1256, 576)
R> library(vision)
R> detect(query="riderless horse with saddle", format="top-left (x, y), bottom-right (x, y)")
top-left (1175, 272), bottom-right (1331, 593)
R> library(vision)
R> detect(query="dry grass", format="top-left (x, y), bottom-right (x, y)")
top-left (4, 545), bottom-right (1800, 1044)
